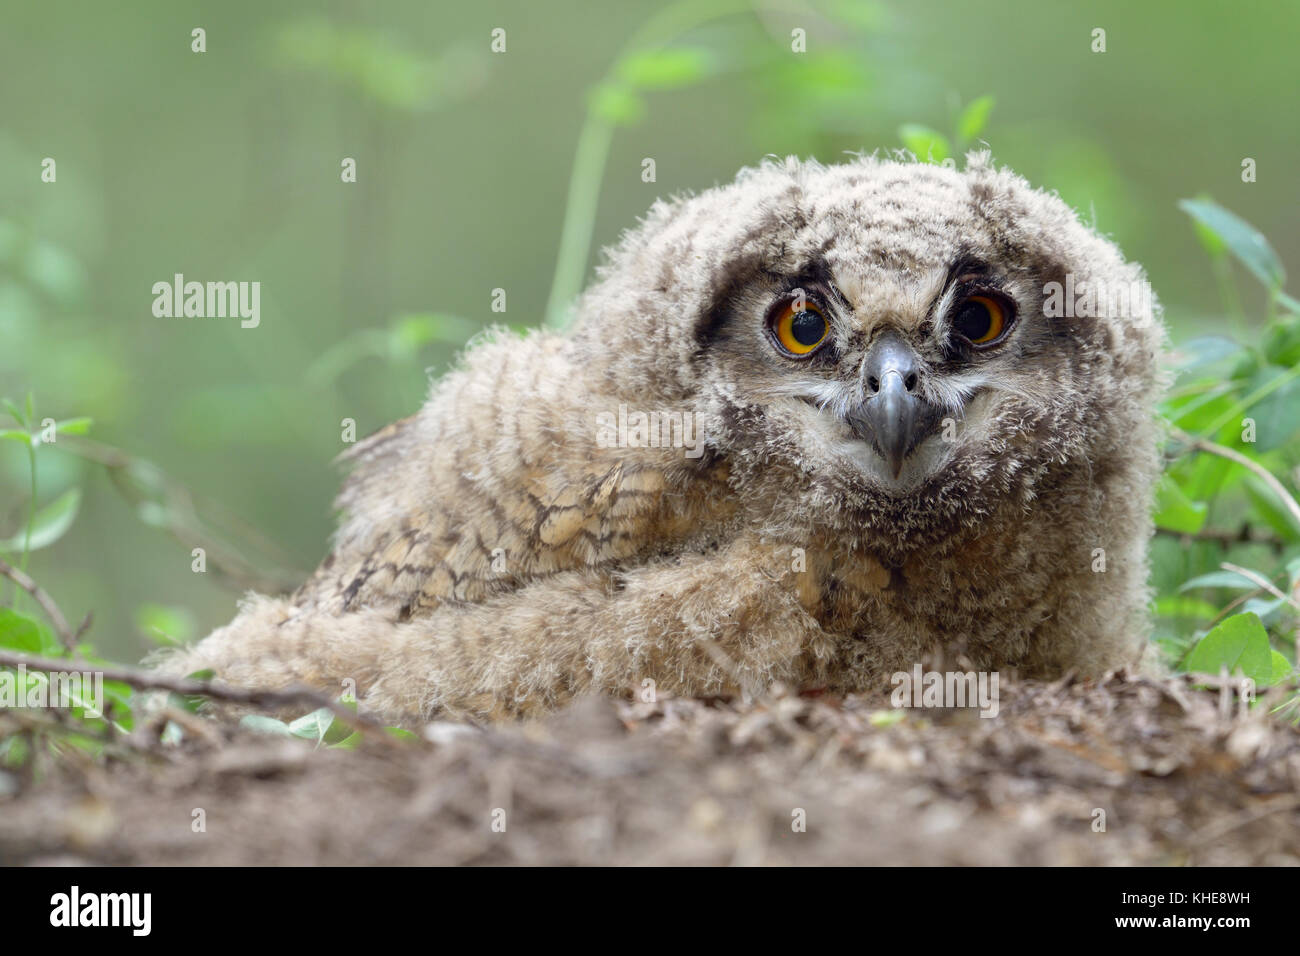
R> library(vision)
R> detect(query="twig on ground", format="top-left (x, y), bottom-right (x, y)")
top-left (0, 649), bottom-right (385, 735)
top-left (1190, 794), bottom-right (1300, 853)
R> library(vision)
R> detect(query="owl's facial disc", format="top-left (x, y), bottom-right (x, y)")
top-left (843, 330), bottom-right (944, 478)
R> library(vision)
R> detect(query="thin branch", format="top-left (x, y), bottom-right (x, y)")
top-left (0, 649), bottom-right (385, 735)
top-left (72, 612), bottom-right (93, 643)
top-left (1219, 561), bottom-right (1300, 610)
top-left (59, 434), bottom-right (306, 594)
top-left (1155, 525), bottom-right (1285, 551)
top-left (1171, 428), bottom-right (1300, 667)
top-left (0, 557), bottom-right (75, 652)
top-left (1171, 428), bottom-right (1300, 530)
top-left (1206, 588), bottom-right (1265, 630)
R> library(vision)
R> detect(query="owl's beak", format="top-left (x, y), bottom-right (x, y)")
top-left (845, 333), bottom-right (941, 479)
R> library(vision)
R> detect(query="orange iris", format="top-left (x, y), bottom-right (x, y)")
top-left (962, 295), bottom-right (1005, 344)
top-left (774, 302), bottom-right (829, 355)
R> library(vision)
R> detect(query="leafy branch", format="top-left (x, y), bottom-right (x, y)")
top-left (544, 0), bottom-right (755, 327)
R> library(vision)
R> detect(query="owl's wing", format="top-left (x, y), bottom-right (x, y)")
top-left (292, 397), bottom-right (720, 620)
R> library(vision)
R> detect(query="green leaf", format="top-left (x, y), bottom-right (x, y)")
top-left (1180, 569), bottom-right (1264, 592)
top-left (329, 731), bottom-right (363, 750)
top-left (240, 715), bottom-right (295, 736)
top-left (2, 397), bottom-right (27, 427)
top-left (135, 603), bottom-right (196, 646)
top-left (0, 607), bottom-right (53, 653)
top-left (1179, 199), bottom-right (1285, 290)
top-left (388, 313), bottom-right (480, 356)
top-left (51, 417), bottom-right (92, 436)
top-left (0, 488), bottom-right (81, 552)
top-left (617, 47), bottom-right (713, 91)
top-left (1183, 612), bottom-right (1273, 683)
top-left (1167, 335), bottom-right (1245, 374)
top-left (288, 707), bottom-right (335, 743)
top-left (317, 696), bottom-right (357, 745)
top-left (898, 124), bottom-right (950, 163)
top-left (385, 727), bottom-right (417, 741)
top-left (160, 720), bottom-right (184, 745)
top-left (1242, 475), bottom-right (1300, 543)
top-left (589, 83), bottom-right (646, 126)
top-left (956, 95), bottom-right (995, 142)
top-left (1184, 453), bottom-right (1238, 502)
top-left (173, 668), bottom-right (215, 713)
top-left (1269, 650), bottom-right (1293, 685)
top-left (1164, 388), bottom-right (1238, 433)
top-left (1153, 475), bottom-right (1208, 534)
top-left (1241, 595), bottom-right (1287, 624)
top-left (1155, 596), bottom-right (1221, 620)
top-left (322, 717), bottom-right (354, 745)
top-left (0, 428), bottom-right (33, 445)
top-left (1260, 317), bottom-right (1300, 367)
top-left (1243, 365), bottom-right (1300, 451)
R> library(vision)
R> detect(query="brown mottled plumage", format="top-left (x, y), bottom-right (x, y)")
top-left (161, 153), bottom-right (1167, 724)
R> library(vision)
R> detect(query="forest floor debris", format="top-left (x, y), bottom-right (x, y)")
top-left (2, 672), bottom-right (1297, 865)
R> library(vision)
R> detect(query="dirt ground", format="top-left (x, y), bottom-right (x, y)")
top-left (1, 671), bottom-right (1298, 866)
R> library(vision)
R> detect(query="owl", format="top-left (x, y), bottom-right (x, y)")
top-left (163, 153), bottom-right (1166, 724)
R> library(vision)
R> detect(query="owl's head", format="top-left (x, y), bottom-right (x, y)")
top-left (572, 154), bottom-right (1165, 550)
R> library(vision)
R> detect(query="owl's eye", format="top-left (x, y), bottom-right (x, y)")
top-left (950, 295), bottom-right (1010, 347)
top-left (770, 300), bottom-right (830, 357)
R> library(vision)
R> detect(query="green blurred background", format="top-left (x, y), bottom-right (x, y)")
top-left (1, 0), bottom-right (1296, 662)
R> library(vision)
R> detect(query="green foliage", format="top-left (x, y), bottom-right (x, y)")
top-left (238, 700), bottom-right (398, 749)
top-left (0, 394), bottom-right (92, 572)
top-left (270, 17), bottom-right (487, 111)
top-left (956, 95), bottom-right (996, 143)
top-left (1179, 199), bottom-right (1286, 294)
top-left (0, 606), bottom-right (58, 655)
top-left (1155, 201), bottom-right (1299, 699)
top-left (134, 603), bottom-right (196, 647)
top-left (0, 487), bottom-right (80, 552)
top-left (898, 124), bottom-right (950, 163)
top-left (1153, 475), bottom-right (1208, 535)
top-left (1183, 612), bottom-right (1289, 686)
top-left (898, 95), bottom-right (996, 165)
top-left (617, 46), bottom-right (716, 92)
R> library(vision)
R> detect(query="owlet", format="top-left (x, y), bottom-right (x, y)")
top-left (162, 153), bottom-right (1166, 724)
